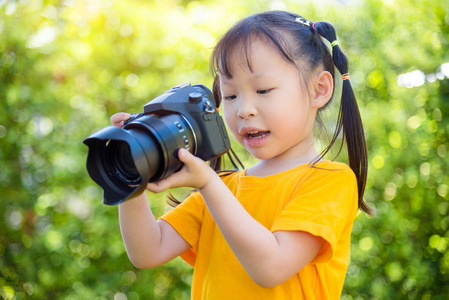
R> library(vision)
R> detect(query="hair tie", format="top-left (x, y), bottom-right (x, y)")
top-left (331, 40), bottom-right (339, 47)
top-left (341, 73), bottom-right (350, 81)
top-left (295, 17), bottom-right (311, 27)
top-left (312, 22), bottom-right (317, 32)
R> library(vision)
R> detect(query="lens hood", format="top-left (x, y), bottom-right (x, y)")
top-left (84, 126), bottom-right (151, 205)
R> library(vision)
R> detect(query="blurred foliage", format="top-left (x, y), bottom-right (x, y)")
top-left (0, 0), bottom-right (448, 299)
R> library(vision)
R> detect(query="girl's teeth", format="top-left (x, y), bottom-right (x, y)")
top-left (247, 131), bottom-right (269, 139)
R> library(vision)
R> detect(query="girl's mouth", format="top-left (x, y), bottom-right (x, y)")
top-left (245, 130), bottom-right (270, 139)
top-left (243, 130), bottom-right (270, 147)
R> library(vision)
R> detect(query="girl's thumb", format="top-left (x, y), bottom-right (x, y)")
top-left (178, 148), bottom-right (187, 158)
top-left (177, 148), bottom-right (194, 163)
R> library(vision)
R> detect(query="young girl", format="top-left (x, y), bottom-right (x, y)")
top-left (111, 10), bottom-right (371, 299)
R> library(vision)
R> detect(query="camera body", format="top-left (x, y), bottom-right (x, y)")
top-left (136, 82), bottom-right (229, 162)
top-left (83, 83), bottom-right (230, 205)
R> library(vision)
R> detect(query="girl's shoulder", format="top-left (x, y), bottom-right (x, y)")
top-left (311, 160), bottom-right (353, 172)
top-left (307, 160), bottom-right (356, 182)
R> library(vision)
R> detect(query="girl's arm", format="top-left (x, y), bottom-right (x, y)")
top-left (118, 192), bottom-right (191, 269)
top-left (111, 113), bottom-right (191, 269)
top-left (199, 175), bottom-right (326, 288)
top-left (148, 149), bottom-right (326, 288)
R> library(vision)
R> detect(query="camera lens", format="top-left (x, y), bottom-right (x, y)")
top-left (107, 141), bottom-right (141, 184)
top-left (83, 113), bottom-right (197, 205)
top-left (124, 114), bottom-right (196, 182)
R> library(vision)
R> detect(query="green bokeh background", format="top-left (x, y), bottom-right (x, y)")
top-left (1, 0), bottom-right (448, 299)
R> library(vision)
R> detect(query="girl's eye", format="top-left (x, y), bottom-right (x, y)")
top-left (257, 89), bottom-right (273, 95)
top-left (223, 95), bottom-right (236, 101)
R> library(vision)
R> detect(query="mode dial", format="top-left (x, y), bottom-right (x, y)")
top-left (188, 92), bottom-right (202, 103)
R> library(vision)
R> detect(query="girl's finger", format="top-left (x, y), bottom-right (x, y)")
top-left (177, 148), bottom-right (193, 163)
top-left (146, 176), bottom-right (178, 193)
top-left (146, 182), bottom-right (168, 194)
top-left (178, 148), bottom-right (204, 168)
top-left (110, 113), bottom-right (131, 128)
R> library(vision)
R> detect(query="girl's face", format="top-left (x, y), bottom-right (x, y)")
top-left (220, 38), bottom-right (323, 164)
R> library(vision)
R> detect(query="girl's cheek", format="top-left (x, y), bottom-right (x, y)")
top-left (222, 104), bottom-right (232, 121)
top-left (222, 108), bottom-right (237, 135)
top-left (222, 112), bottom-right (232, 129)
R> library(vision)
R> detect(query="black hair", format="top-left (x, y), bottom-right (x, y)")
top-left (210, 11), bottom-right (372, 215)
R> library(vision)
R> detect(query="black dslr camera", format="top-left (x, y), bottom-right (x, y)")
top-left (83, 83), bottom-right (230, 205)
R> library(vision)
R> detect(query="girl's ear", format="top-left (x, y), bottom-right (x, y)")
top-left (312, 71), bottom-right (333, 108)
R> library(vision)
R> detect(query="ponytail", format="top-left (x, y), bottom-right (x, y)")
top-left (313, 22), bottom-right (373, 215)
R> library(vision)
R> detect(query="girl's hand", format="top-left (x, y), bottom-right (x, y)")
top-left (111, 112), bottom-right (131, 128)
top-left (146, 148), bottom-right (216, 193)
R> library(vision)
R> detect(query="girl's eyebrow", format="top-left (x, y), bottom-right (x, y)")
top-left (220, 73), bottom-right (278, 91)
top-left (252, 72), bottom-right (275, 78)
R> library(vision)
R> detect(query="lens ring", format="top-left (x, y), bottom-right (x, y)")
top-left (178, 114), bottom-right (197, 156)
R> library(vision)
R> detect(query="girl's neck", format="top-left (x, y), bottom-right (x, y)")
top-left (246, 145), bottom-right (321, 177)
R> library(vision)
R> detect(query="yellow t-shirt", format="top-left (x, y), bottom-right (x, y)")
top-left (160, 161), bottom-right (358, 299)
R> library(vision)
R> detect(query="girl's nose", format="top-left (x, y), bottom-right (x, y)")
top-left (237, 98), bottom-right (257, 120)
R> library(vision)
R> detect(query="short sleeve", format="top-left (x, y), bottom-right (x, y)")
top-left (271, 166), bottom-right (358, 264)
top-left (159, 192), bottom-right (205, 266)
